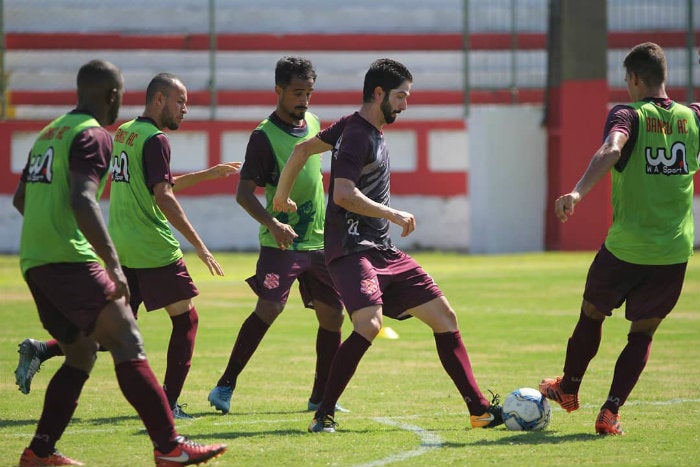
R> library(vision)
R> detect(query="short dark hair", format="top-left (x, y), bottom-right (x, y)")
top-left (275, 56), bottom-right (317, 87)
top-left (623, 42), bottom-right (666, 88)
top-left (146, 72), bottom-right (181, 103)
top-left (76, 59), bottom-right (121, 99)
top-left (362, 58), bottom-right (413, 103)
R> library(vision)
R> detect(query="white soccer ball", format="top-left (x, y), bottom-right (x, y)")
top-left (502, 387), bottom-right (551, 431)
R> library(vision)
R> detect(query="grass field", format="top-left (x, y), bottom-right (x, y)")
top-left (1, 251), bottom-right (699, 466)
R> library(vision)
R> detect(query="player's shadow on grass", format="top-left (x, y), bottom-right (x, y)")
top-left (180, 408), bottom-right (313, 417)
top-left (131, 426), bottom-right (330, 440)
top-left (199, 426), bottom-right (380, 439)
top-left (85, 407), bottom-right (303, 423)
top-left (460, 431), bottom-right (600, 446)
top-left (0, 416), bottom-right (142, 429)
top-left (0, 418), bottom-right (40, 429)
top-left (203, 408), bottom-right (322, 416)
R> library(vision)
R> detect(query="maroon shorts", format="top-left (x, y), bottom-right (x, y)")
top-left (246, 247), bottom-right (342, 309)
top-left (24, 262), bottom-right (114, 343)
top-left (583, 245), bottom-right (687, 321)
top-left (123, 258), bottom-right (199, 315)
top-left (327, 248), bottom-right (443, 319)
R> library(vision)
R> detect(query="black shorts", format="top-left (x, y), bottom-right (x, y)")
top-left (583, 245), bottom-right (687, 321)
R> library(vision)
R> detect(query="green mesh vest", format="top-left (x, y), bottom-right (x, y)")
top-left (259, 113), bottom-right (324, 250)
top-left (605, 101), bottom-right (700, 264)
top-left (19, 113), bottom-right (107, 274)
top-left (108, 119), bottom-right (183, 268)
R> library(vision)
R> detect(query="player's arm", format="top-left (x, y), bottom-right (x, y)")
top-left (13, 152), bottom-right (31, 214)
top-left (12, 180), bottom-right (26, 215)
top-left (236, 178), bottom-right (297, 250)
top-left (153, 181), bottom-right (224, 276)
top-left (172, 161), bottom-right (242, 192)
top-left (273, 136), bottom-right (332, 212)
top-left (70, 171), bottom-right (129, 301)
top-left (334, 177), bottom-right (416, 238)
top-left (555, 130), bottom-right (628, 223)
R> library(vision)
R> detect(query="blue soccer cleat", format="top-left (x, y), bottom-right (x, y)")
top-left (208, 386), bottom-right (234, 414)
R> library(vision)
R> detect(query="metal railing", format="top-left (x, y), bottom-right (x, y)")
top-left (1, 0), bottom-right (698, 121)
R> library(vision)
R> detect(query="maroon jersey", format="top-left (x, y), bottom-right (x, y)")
top-left (318, 112), bottom-right (394, 264)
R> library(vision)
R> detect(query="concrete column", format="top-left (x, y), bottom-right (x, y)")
top-left (545, 0), bottom-right (611, 250)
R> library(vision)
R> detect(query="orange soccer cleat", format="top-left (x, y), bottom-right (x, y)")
top-left (595, 408), bottom-right (625, 435)
top-left (539, 376), bottom-right (580, 413)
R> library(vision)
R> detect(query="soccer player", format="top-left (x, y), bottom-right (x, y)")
top-left (273, 58), bottom-right (503, 432)
top-left (538, 42), bottom-right (699, 435)
top-left (208, 56), bottom-right (346, 415)
top-left (14, 74), bottom-right (240, 422)
top-left (108, 72), bottom-right (240, 419)
top-left (13, 59), bottom-right (226, 466)
top-left (14, 160), bottom-right (238, 398)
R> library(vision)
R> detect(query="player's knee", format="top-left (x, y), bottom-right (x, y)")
top-left (433, 306), bottom-right (458, 331)
top-left (317, 308), bottom-right (344, 331)
top-left (353, 318), bottom-right (382, 341)
top-left (581, 300), bottom-right (606, 321)
top-left (62, 339), bottom-right (99, 373)
top-left (254, 300), bottom-right (284, 324)
top-left (630, 318), bottom-right (662, 337)
top-left (354, 324), bottom-right (381, 341)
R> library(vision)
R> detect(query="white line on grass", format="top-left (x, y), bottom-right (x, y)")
top-left (553, 398), bottom-right (700, 412)
top-left (352, 417), bottom-right (443, 467)
top-left (6, 397), bottom-right (700, 467)
top-left (352, 397), bottom-right (700, 467)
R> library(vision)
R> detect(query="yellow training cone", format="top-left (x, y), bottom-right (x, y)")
top-left (377, 326), bottom-right (399, 339)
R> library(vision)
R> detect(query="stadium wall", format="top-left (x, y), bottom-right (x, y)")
top-left (0, 117), bottom-right (472, 252)
top-left (2, 1), bottom-right (699, 253)
top-left (2, 110), bottom-right (699, 254)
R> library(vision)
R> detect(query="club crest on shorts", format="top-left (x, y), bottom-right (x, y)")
top-left (263, 273), bottom-right (280, 289)
top-left (360, 277), bottom-right (379, 295)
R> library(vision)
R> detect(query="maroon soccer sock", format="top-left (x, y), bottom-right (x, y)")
top-left (38, 339), bottom-right (103, 359)
top-left (41, 339), bottom-right (63, 361)
top-left (602, 332), bottom-right (652, 414)
top-left (315, 331), bottom-right (371, 416)
top-left (217, 312), bottom-right (270, 388)
top-left (309, 327), bottom-right (342, 404)
top-left (29, 364), bottom-right (88, 457)
top-left (434, 331), bottom-right (490, 414)
top-left (163, 308), bottom-right (198, 406)
top-left (115, 358), bottom-right (177, 451)
top-left (562, 310), bottom-right (603, 394)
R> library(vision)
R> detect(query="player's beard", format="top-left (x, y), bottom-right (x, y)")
top-left (286, 106), bottom-right (307, 123)
top-left (107, 99), bottom-right (120, 126)
top-left (162, 106), bottom-right (180, 130)
top-left (381, 95), bottom-right (398, 124)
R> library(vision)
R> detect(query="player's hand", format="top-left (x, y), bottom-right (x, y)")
top-left (391, 209), bottom-right (416, 237)
top-left (270, 219), bottom-right (298, 250)
top-left (554, 192), bottom-right (581, 223)
top-left (273, 194), bottom-right (297, 213)
top-left (208, 162), bottom-right (241, 179)
top-left (105, 264), bottom-right (131, 303)
top-left (197, 247), bottom-right (225, 276)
